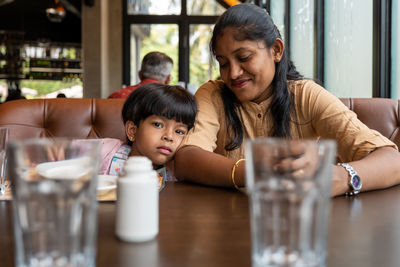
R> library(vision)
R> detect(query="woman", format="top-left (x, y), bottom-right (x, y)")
top-left (174, 3), bottom-right (400, 196)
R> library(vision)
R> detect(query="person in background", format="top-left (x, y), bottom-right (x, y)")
top-left (56, 93), bottom-right (66, 98)
top-left (94, 83), bottom-right (196, 189)
top-left (5, 89), bottom-right (25, 102)
top-left (108, 51), bottom-right (173, 99)
top-left (174, 3), bottom-right (400, 197)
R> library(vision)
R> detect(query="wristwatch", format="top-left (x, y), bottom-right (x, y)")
top-left (338, 163), bottom-right (362, 196)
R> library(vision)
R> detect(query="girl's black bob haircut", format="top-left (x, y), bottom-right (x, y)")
top-left (122, 83), bottom-right (197, 130)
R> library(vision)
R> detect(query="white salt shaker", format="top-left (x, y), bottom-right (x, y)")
top-left (115, 156), bottom-right (159, 242)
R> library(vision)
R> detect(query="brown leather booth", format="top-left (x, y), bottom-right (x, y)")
top-left (0, 98), bottom-right (399, 148)
top-left (0, 98), bottom-right (126, 141)
top-left (340, 98), bottom-right (400, 148)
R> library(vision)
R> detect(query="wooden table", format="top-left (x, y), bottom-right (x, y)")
top-left (1, 182), bottom-right (400, 267)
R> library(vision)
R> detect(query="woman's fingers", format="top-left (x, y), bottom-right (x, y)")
top-left (273, 157), bottom-right (307, 175)
top-left (273, 145), bottom-right (319, 178)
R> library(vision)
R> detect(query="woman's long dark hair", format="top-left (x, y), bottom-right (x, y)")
top-left (210, 3), bottom-right (303, 151)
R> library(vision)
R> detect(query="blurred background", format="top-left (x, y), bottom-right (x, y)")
top-left (0, 0), bottom-right (399, 100)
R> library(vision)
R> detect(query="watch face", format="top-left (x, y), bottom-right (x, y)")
top-left (351, 175), bottom-right (362, 191)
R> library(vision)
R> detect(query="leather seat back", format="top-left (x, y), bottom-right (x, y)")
top-left (340, 98), bottom-right (400, 148)
top-left (0, 97), bottom-right (398, 148)
top-left (0, 98), bottom-right (126, 141)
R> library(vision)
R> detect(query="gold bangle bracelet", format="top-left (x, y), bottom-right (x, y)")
top-left (231, 158), bottom-right (245, 191)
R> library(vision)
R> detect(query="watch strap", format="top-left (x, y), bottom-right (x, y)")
top-left (338, 163), bottom-right (362, 196)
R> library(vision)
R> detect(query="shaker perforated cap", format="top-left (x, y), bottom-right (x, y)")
top-left (123, 156), bottom-right (153, 172)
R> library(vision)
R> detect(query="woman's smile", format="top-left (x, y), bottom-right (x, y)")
top-left (232, 79), bottom-right (250, 88)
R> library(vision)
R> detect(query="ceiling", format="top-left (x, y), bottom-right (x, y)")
top-left (0, 0), bottom-right (82, 44)
top-left (0, 0), bottom-right (245, 45)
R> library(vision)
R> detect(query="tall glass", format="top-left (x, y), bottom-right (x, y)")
top-left (8, 138), bottom-right (100, 267)
top-left (245, 138), bottom-right (336, 267)
top-left (0, 127), bottom-right (9, 196)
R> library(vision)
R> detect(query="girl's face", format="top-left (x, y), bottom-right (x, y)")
top-left (126, 115), bottom-right (189, 167)
top-left (215, 27), bottom-right (283, 103)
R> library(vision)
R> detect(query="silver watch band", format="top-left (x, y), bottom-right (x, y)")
top-left (338, 163), bottom-right (362, 196)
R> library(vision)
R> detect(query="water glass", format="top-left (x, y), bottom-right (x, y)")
top-left (245, 138), bottom-right (336, 267)
top-left (8, 138), bottom-right (100, 267)
top-left (0, 127), bottom-right (9, 196)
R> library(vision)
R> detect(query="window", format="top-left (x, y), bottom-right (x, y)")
top-left (324, 0), bottom-right (373, 97)
top-left (187, 0), bottom-right (225, 15)
top-left (124, 0), bottom-right (224, 92)
top-left (125, 1), bottom-right (397, 98)
top-left (290, 0), bottom-right (315, 79)
top-left (189, 24), bottom-right (219, 90)
top-left (392, 0), bottom-right (400, 99)
top-left (130, 24), bottom-right (179, 84)
top-left (127, 0), bottom-right (181, 15)
top-left (270, 0), bottom-right (286, 43)
top-left (268, 0), bottom-right (394, 98)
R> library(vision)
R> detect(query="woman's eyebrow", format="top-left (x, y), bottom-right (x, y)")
top-left (216, 47), bottom-right (248, 59)
top-left (232, 47), bottom-right (246, 54)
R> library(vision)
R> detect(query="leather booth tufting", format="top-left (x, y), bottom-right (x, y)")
top-left (0, 98), bottom-right (126, 141)
top-left (0, 98), bottom-right (399, 148)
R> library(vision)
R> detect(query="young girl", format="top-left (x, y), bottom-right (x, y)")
top-left (174, 3), bottom-right (400, 196)
top-left (98, 83), bottom-right (197, 187)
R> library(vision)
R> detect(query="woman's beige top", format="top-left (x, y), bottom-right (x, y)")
top-left (181, 79), bottom-right (396, 162)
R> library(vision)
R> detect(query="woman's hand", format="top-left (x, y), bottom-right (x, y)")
top-left (331, 147), bottom-right (400, 197)
top-left (331, 165), bottom-right (350, 197)
top-left (271, 142), bottom-right (319, 179)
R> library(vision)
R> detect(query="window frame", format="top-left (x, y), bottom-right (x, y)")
top-left (270, 0), bottom-right (392, 98)
top-left (122, 0), bottom-right (220, 87)
top-left (123, 0), bottom-right (393, 98)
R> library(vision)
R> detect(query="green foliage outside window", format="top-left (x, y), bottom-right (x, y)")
top-left (140, 25), bottom-right (179, 85)
top-left (189, 24), bottom-right (220, 88)
top-left (139, 23), bottom-right (220, 90)
top-left (20, 79), bottom-right (82, 97)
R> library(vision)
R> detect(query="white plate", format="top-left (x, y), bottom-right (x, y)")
top-left (97, 175), bottom-right (117, 195)
top-left (36, 157), bottom-right (92, 180)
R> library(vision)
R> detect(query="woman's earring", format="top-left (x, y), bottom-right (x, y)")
top-left (275, 57), bottom-right (281, 63)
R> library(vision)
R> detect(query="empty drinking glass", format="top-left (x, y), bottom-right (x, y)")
top-left (8, 138), bottom-right (100, 267)
top-left (245, 138), bottom-right (336, 267)
top-left (0, 127), bottom-right (9, 196)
